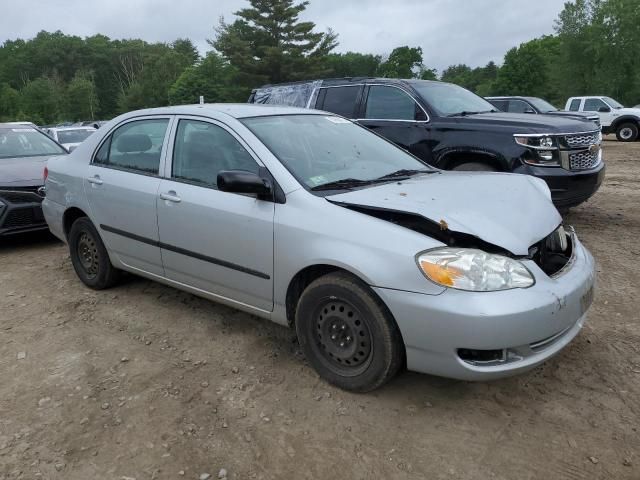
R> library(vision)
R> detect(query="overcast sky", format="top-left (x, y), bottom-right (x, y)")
top-left (0, 0), bottom-right (566, 72)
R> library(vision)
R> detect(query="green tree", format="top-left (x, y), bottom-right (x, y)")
top-left (20, 77), bottom-right (60, 124)
top-left (0, 83), bottom-right (20, 120)
top-left (378, 46), bottom-right (424, 78)
top-left (169, 52), bottom-right (244, 104)
top-left (212, 0), bottom-right (338, 86)
top-left (326, 52), bottom-right (381, 78)
top-left (65, 71), bottom-right (99, 121)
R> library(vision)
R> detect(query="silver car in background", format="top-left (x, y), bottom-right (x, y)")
top-left (43, 105), bottom-right (595, 391)
top-left (46, 126), bottom-right (97, 152)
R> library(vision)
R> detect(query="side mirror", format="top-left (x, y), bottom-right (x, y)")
top-left (598, 106), bottom-right (611, 113)
top-left (217, 170), bottom-right (272, 197)
top-left (524, 108), bottom-right (536, 114)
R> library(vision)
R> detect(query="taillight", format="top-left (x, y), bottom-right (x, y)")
top-left (43, 166), bottom-right (49, 181)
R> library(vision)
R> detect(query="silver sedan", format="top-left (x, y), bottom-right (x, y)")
top-left (42, 105), bottom-right (595, 391)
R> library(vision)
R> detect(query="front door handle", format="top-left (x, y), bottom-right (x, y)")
top-left (87, 175), bottom-right (103, 185)
top-left (160, 191), bottom-right (181, 203)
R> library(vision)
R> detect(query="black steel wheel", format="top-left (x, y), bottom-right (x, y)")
top-left (295, 271), bottom-right (404, 392)
top-left (68, 217), bottom-right (120, 290)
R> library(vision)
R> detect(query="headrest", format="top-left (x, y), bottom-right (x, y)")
top-left (115, 134), bottom-right (152, 153)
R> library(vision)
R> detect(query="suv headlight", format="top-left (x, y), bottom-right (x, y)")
top-left (417, 248), bottom-right (534, 291)
top-left (514, 135), bottom-right (557, 149)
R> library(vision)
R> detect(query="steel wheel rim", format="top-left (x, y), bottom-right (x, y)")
top-left (313, 298), bottom-right (373, 376)
top-left (620, 127), bottom-right (633, 140)
top-left (77, 232), bottom-right (99, 279)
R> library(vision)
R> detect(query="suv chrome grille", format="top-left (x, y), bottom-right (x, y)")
top-left (564, 131), bottom-right (600, 149)
top-left (569, 150), bottom-right (600, 170)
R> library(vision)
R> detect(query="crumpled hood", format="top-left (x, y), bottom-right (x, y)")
top-left (0, 155), bottom-right (51, 188)
top-left (327, 172), bottom-right (562, 256)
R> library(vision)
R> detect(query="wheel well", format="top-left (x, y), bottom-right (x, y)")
top-left (612, 117), bottom-right (640, 130)
top-left (285, 264), bottom-right (351, 327)
top-left (63, 207), bottom-right (88, 239)
top-left (440, 151), bottom-right (504, 171)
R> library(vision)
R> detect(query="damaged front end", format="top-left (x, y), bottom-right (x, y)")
top-left (333, 202), bottom-right (574, 279)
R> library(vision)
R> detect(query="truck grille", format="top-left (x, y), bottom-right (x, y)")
top-left (564, 131), bottom-right (600, 149)
top-left (569, 150), bottom-right (600, 170)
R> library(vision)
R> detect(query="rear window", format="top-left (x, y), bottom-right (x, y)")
top-left (316, 86), bottom-right (360, 118)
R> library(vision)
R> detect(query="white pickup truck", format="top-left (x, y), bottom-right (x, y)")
top-left (565, 96), bottom-right (640, 142)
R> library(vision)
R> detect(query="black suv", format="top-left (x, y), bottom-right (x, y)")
top-left (249, 78), bottom-right (605, 209)
top-left (486, 96), bottom-right (600, 126)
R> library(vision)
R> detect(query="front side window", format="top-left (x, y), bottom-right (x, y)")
top-left (583, 98), bottom-right (608, 112)
top-left (569, 99), bottom-right (581, 111)
top-left (94, 118), bottom-right (169, 174)
top-left (364, 86), bottom-right (425, 121)
top-left (489, 100), bottom-right (508, 111)
top-left (527, 97), bottom-right (558, 113)
top-left (410, 81), bottom-right (496, 116)
top-left (171, 119), bottom-right (259, 187)
top-left (317, 86), bottom-right (360, 118)
top-left (242, 114), bottom-right (433, 191)
top-left (507, 100), bottom-right (533, 113)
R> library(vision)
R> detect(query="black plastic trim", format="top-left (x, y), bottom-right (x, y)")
top-left (99, 224), bottom-right (271, 280)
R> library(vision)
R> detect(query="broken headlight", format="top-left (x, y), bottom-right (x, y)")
top-left (417, 248), bottom-right (534, 292)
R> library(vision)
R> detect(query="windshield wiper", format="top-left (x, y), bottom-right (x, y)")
top-left (375, 168), bottom-right (434, 180)
top-left (447, 109), bottom-right (496, 117)
top-left (310, 178), bottom-right (376, 191)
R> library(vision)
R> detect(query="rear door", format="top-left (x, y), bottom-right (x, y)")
top-left (357, 84), bottom-right (432, 163)
top-left (157, 117), bottom-right (274, 311)
top-left (85, 116), bottom-right (172, 276)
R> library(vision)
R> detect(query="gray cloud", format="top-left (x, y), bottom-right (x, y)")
top-left (0, 0), bottom-right (565, 72)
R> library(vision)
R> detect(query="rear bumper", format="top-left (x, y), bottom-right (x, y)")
top-left (515, 161), bottom-right (605, 208)
top-left (0, 189), bottom-right (48, 237)
top-left (373, 235), bottom-right (595, 381)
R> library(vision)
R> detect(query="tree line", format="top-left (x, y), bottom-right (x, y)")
top-left (0, 0), bottom-right (637, 124)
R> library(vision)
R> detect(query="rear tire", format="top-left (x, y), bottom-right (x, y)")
top-left (295, 272), bottom-right (404, 392)
top-left (451, 162), bottom-right (497, 172)
top-left (68, 217), bottom-right (120, 290)
top-left (615, 122), bottom-right (638, 142)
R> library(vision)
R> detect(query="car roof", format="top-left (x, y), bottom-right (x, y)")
top-left (0, 123), bottom-right (38, 131)
top-left (49, 126), bottom-right (97, 131)
top-left (255, 77), bottom-right (444, 90)
top-left (486, 96), bottom-right (541, 101)
top-left (119, 103), bottom-right (324, 120)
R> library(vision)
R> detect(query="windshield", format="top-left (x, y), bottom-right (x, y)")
top-left (527, 97), bottom-right (558, 112)
top-left (242, 115), bottom-right (433, 191)
top-left (56, 129), bottom-right (95, 144)
top-left (409, 81), bottom-right (496, 116)
top-left (603, 97), bottom-right (624, 109)
top-left (0, 128), bottom-right (67, 159)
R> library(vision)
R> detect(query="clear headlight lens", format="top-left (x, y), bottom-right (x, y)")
top-left (515, 135), bottom-right (557, 149)
top-left (417, 248), bottom-right (535, 292)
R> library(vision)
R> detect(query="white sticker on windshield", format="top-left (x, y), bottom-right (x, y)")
top-left (11, 128), bottom-right (34, 132)
top-left (325, 116), bottom-right (350, 124)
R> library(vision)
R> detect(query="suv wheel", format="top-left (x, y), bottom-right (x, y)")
top-left (452, 162), bottom-right (497, 172)
top-left (295, 272), bottom-right (404, 392)
top-left (616, 122), bottom-right (639, 142)
top-left (68, 217), bottom-right (120, 289)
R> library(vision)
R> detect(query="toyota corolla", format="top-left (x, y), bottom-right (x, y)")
top-left (42, 105), bottom-right (595, 392)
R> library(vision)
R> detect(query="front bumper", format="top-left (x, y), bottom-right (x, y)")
top-left (373, 234), bottom-right (595, 381)
top-left (0, 188), bottom-right (48, 237)
top-left (515, 161), bottom-right (605, 208)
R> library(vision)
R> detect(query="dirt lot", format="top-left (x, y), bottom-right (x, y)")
top-left (1, 138), bottom-right (639, 480)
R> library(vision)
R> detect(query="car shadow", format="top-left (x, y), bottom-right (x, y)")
top-left (0, 230), bottom-right (61, 253)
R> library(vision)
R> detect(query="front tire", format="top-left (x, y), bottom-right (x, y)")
top-left (295, 272), bottom-right (404, 392)
top-left (615, 122), bottom-right (639, 142)
top-left (68, 217), bottom-right (120, 289)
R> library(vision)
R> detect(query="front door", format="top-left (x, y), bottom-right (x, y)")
top-left (357, 84), bottom-right (433, 164)
top-left (157, 117), bottom-right (274, 311)
top-left (85, 117), bottom-right (172, 275)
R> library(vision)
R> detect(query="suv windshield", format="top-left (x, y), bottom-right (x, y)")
top-left (0, 128), bottom-right (67, 159)
top-left (242, 115), bottom-right (433, 191)
top-left (57, 129), bottom-right (94, 144)
top-left (527, 97), bottom-right (558, 112)
top-left (603, 97), bottom-right (624, 109)
top-left (409, 81), bottom-right (496, 116)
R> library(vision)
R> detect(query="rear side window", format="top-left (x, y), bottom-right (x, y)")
top-left (569, 99), bottom-right (581, 111)
top-left (364, 85), bottom-right (425, 121)
top-left (316, 86), bottom-right (360, 118)
top-left (93, 119), bottom-right (169, 174)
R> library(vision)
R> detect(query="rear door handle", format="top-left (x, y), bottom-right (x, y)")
top-left (87, 175), bottom-right (103, 185)
top-left (160, 191), bottom-right (181, 203)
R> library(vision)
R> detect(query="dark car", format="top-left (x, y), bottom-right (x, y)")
top-left (0, 124), bottom-right (67, 237)
top-left (486, 96), bottom-right (600, 126)
top-left (249, 78), bottom-right (605, 209)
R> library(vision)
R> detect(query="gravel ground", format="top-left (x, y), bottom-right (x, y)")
top-left (1, 138), bottom-right (639, 480)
